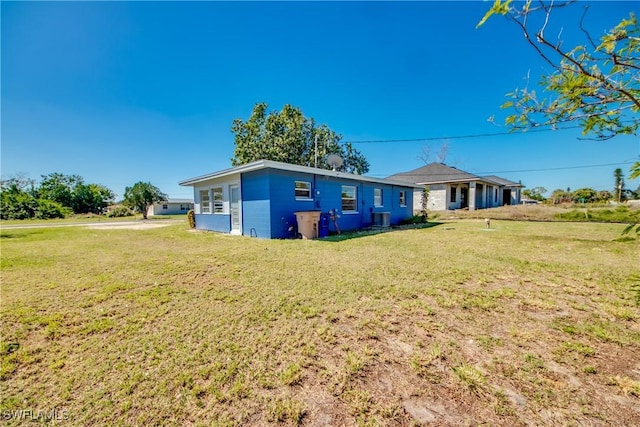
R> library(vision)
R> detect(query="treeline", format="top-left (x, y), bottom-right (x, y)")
top-left (0, 173), bottom-right (115, 220)
top-left (524, 168), bottom-right (639, 204)
top-left (527, 187), bottom-right (639, 204)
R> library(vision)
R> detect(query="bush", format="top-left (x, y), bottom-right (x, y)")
top-left (0, 191), bottom-right (37, 219)
top-left (35, 199), bottom-right (72, 219)
top-left (554, 207), bottom-right (640, 223)
top-left (400, 215), bottom-right (428, 225)
top-left (106, 205), bottom-right (134, 218)
top-left (187, 209), bottom-right (196, 229)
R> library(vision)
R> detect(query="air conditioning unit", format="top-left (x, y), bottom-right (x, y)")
top-left (372, 212), bottom-right (390, 227)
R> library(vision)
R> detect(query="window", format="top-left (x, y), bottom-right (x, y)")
top-left (180, 204), bottom-right (186, 211)
top-left (162, 204), bottom-right (168, 210)
top-left (374, 188), bottom-right (383, 207)
top-left (295, 181), bottom-right (312, 199)
top-left (450, 186), bottom-right (457, 203)
top-left (494, 188), bottom-right (498, 202)
top-left (213, 187), bottom-right (223, 213)
top-left (200, 190), bottom-right (211, 214)
top-left (342, 186), bottom-right (357, 212)
top-left (399, 191), bottom-right (407, 207)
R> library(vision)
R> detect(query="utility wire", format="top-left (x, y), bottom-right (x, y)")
top-left (371, 160), bottom-right (637, 178)
top-left (345, 125), bottom-right (584, 144)
top-left (472, 161), bottom-right (638, 176)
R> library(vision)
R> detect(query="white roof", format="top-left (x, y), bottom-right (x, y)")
top-left (179, 160), bottom-right (422, 188)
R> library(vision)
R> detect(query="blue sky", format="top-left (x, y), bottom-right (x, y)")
top-left (2, 1), bottom-right (639, 200)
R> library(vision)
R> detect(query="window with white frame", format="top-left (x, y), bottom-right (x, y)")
top-left (162, 204), bottom-right (168, 209)
top-left (213, 187), bottom-right (223, 213)
top-left (342, 185), bottom-right (357, 212)
top-left (399, 191), bottom-right (407, 207)
top-left (295, 181), bottom-right (312, 199)
top-left (374, 188), bottom-right (383, 207)
top-left (200, 190), bottom-right (211, 214)
top-left (450, 186), bottom-right (457, 203)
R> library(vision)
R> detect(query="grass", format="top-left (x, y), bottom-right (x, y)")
top-left (0, 213), bottom-right (187, 227)
top-left (1, 219), bottom-right (639, 425)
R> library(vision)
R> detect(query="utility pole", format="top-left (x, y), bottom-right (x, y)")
top-left (618, 183), bottom-right (622, 203)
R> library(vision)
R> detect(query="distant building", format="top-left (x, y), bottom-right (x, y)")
top-left (147, 199), bottom-right (194, 216)
top-left (387, 163), bottom-right (522, 211)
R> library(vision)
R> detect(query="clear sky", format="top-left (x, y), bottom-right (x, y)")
top-left (2, 1), bottom-right (639, 200)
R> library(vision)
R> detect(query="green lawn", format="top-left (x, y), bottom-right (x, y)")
top-left (1, 220), bottom-right (639, 425)
top-left (0, 214), bottom-right (187, 227)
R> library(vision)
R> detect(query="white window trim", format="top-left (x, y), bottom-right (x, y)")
top-left (295, 181), bottom-right (313, 200)
top-left (374, 188), bottom-right (383, 207)
top-left (200, 189), bottom-right (211, 214)
top-left (212, 187), bottom-right (224, 214)
top-left (342, 185), bottom-right (358, 214)
top-left (399, 191), bottom-right (407, 207)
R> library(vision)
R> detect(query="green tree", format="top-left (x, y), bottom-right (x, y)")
top-left (38, 173), bottom-right (83, 209)
top-left (0, 176), bottom-right (69, 219)
top-left (551, 188), bottom-right (572, 204)
top-left (478, 1), bottom-right (639, 141)
top-left (630, 162), bottom-right (640, 180)
top-left (231, 103), bottom-right (370, 174)
top-left (73, 183), bottom-right (115, 214)
top-left (572, 187), bottom-right (597, 204)
top-left (420, 186), bottom-right (430, 222)
top-left (522, 186), bottom-right (547, 201)
top-left (38, 173), bottom-right (115, 214)
top-left (0, 182), bottom-right (37, 219)
top-left (595, 190), bottom-right (613, 203)
top-left (123, 182), bottom-right (167, 220)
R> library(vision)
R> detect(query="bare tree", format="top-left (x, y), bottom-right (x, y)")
top-left (417, 141), bottom-right (450, 165)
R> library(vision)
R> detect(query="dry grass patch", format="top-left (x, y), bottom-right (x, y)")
top-left (1, 220), bottom-right (639, 425)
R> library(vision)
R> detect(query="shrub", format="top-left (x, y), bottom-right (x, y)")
top-left (106, 205), bottom-right (134, 218)
top-left (0, 191), bottom-right (37, 219)
top-left (35, 199), bottom-right (72, 219)
top-left (400, 215), bottom-right (428, 225)
top-left (187, 209), bottom-right (196, 229)
top-left (555, 207), bottom-right (640, 223)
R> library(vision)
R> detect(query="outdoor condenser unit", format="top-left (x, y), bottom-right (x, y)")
top-left (372, 212), bottom-right (390, 227)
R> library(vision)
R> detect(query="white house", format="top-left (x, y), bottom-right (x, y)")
top-left (147, 198), bottom-right (194, 216)
top-left (387, 163), bottom-right (522, 212)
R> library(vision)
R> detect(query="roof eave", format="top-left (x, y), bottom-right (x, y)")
top-left (179, 160), bottom-right (421, 188)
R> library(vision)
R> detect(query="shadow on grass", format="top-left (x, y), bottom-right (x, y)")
top-left (0, 231), bottom-right (40, 239)
top-left (1, 233), bottom-right (23, 239)
top-left (319, 222), bottom-right (443, 242)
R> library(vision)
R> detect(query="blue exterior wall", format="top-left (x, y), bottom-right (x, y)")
top-left (192, 166), bottom-right (415, 239)
top-left (267, 169), bottom-right (318, 239)
top-left (310, 176), bottom-right (414, 232)
top-left (242, 169), bottom-right (414, 238)
top-left (195, 213), bottom-right (231, 232)
top-left (241, 170), bottom-right (272, 238)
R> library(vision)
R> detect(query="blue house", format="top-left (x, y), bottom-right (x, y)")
top-left (179, 160), bottom-right (419, 239)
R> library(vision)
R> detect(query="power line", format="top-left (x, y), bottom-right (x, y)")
top-left (471, 161), bottom-right (638, 176)
top-left (372, 160), bottom-right (637, 178)
top-left (345, 125), bottom-right (583, 144)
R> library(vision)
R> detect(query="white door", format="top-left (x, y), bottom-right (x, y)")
top-left (230, 185), bottom-right (241, 234)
